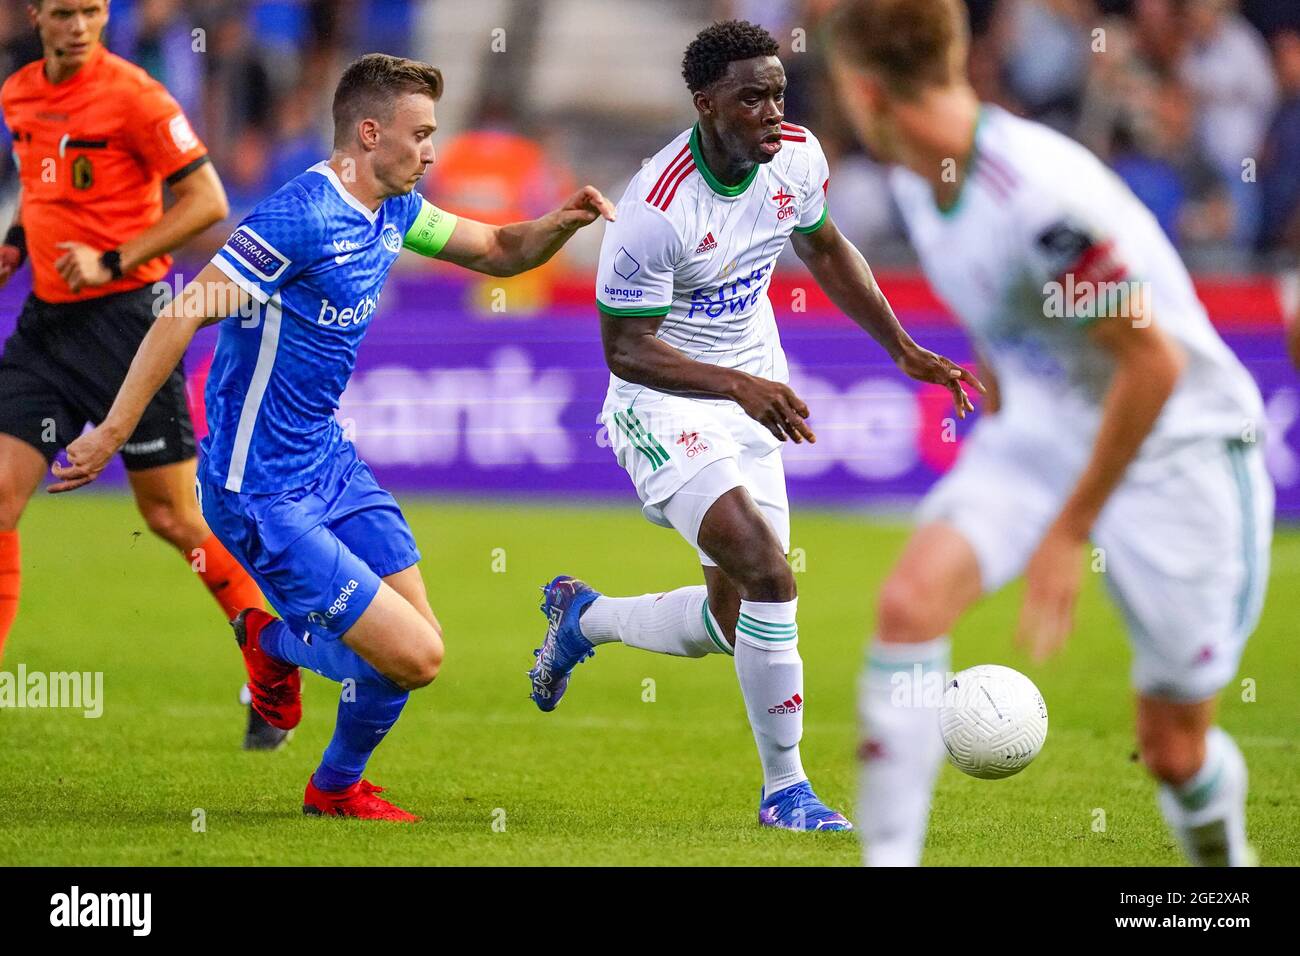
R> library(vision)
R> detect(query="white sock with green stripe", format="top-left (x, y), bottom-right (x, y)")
top-left (1157, 726), bottom-right (1252, 866)
top-left (858, 635), bottom-right (950, 867)
top-left (734, 599), bottom-right (807, 797)
top-left (578, 586), bottom-right (731, 657)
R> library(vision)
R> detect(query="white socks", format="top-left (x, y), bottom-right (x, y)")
top-left (1157, 726), bottom-right (1252, 866)
top-left (579, 589), bottom-right (809, 798)
top-left (734, 599), bottom-right (807, 797)
top-left (579, 586), bottom-right (731, 657)
top-left (857, 635), bottom-right (951, 867)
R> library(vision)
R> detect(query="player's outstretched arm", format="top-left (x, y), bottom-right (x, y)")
top-left (427, 186), bottom-right (615, 277)
top-left (1016, 309), bottom-right (1187, 661)
top-left (792, 215), bottom-right (983, 417)
top-left (601, 311), bottom-right (816, 444)
top-left (49, 263), bottom-right (252, 493)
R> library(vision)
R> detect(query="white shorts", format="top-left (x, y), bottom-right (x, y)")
top-left (603, 391), bottom-right (790, 566)
top-left (918, 417), bottom-right (1274, 701)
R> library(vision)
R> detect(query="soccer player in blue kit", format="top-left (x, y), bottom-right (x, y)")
top-left (50, 54), bottom-right (614, 821)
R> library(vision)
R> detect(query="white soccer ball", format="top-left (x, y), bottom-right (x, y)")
top-left (938, 664), bottom-right (1048, 779)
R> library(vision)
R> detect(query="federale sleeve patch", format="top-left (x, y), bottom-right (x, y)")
top-left (222, 226), bottom-right (290, 282)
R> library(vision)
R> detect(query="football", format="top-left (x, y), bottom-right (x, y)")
top-left (939, 665), bottom-right (1049, 779)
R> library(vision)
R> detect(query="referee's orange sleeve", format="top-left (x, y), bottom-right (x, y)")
top-left (127, 81), bottom-right (209, 181)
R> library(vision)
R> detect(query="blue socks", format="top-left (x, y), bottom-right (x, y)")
top-left (259, 619), bottom-right (410, 793)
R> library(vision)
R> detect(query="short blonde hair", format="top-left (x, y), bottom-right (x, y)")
top-left (829, 0), bottom-right (970, 99)
top-left (332, 53), bottom-right (444, 146)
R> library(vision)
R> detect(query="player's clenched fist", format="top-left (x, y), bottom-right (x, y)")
top-left (731, 373), bottom-right (816, 444)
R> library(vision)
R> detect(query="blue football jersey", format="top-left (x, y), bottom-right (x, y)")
top-left (203, 161), bottom-right (426, 493)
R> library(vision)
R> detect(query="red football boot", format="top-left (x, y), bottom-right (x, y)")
top-left (302, 777), bottom-right (419, 822)
top-left (231, 608), bottom-right (301, 731)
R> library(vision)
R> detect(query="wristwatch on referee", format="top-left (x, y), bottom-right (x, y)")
top-left (99, 248), bottom-right (123, 280)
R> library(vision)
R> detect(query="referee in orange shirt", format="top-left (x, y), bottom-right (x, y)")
top-left (0, 1), bottom-right (282, 748)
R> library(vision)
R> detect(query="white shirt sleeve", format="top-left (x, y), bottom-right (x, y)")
top-left (595, 191), bottom-right (682, 317)
top-left (793, 130), bottom-right (831, 234)
top-left (1016, 185), bottom-right (1142, 327)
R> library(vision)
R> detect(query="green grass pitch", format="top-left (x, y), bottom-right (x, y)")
top-left (1, 492), bottom-right (1296, 866)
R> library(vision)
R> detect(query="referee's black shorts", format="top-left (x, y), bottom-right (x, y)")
top-left (0, 285), bottom-right (196, 471)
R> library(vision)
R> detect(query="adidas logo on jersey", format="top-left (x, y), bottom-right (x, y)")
top-left (768, 693), bottom-right (803, 715)
top-left (694, 232), bottom-right (717, 254)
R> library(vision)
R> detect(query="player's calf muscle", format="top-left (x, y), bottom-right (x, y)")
top-left (703, 567), bottom-right (742, 640)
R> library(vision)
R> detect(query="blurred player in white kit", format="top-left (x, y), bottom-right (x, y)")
top-left (830, 0), bottom-right (1273, 866)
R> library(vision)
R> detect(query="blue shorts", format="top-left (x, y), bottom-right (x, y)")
top-left (197, 440), bottom-right (420, 643)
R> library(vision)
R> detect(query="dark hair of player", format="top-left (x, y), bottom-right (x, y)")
top-left (829, 0), bottom-right (969, 98)
top-left (332, 53), bottom-right (444, 147)
top-left (681, 19), bottom-right (780, 93)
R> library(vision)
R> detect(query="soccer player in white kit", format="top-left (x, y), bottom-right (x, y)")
top-left (527, 20), bottom-right (981, 831)
top-left (830, 0), bottom-right (1273, 865)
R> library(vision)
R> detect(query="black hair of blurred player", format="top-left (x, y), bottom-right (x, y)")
top-left (681, 20), bottom-right (786, 187)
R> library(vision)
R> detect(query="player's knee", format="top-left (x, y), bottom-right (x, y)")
top-left (0, 500), bottom-right (21, 532)
top-left (728, 550), bottom-right (795, 602)
top-left (0, 483), bottom-right (30, 531)
top-left (876, 573), bottom-right (937, 642)
top-left (1137, 727), bottom-right (1203, 786)
top-left (137, 500), bottom-right (203, 549)
top-left (401, 627), bottom-right (444, 690)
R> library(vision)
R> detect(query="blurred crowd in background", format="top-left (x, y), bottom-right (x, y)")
top-left (1, 0), bottom-right (1297, 273)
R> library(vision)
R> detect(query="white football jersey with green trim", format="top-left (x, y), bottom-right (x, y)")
top-left (595, 122), bottom-right (830, 398)
top-left (889, 105), bottom-right (1263, 463)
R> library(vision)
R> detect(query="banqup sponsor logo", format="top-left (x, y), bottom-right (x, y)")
top-left (685, 262), bottom-right (773, 318)
top-left (603, 285), bottom-right (643, 302)
top-left (318, 293), bottom-right (379, 328)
